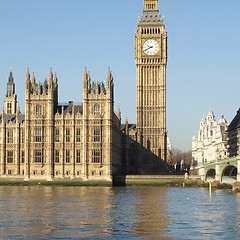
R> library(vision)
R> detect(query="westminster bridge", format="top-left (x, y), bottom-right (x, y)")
top-left (198, 156), bottom-right (240, 183)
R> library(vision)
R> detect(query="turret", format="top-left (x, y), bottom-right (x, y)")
top-left (53, 72), bottom-right (58, 86)
top-left (106, 67), bottom-right (114, 100)
top-left (83, 68), bottom-right (91, 99)
top-left (48, 68), bottom-right (53, 89)
top-left (106, 67), bottom-right (113, 90)
top-left (6, 70), bottom-right (15, 97)
top-left (4, 70), bottom-right (17, 114)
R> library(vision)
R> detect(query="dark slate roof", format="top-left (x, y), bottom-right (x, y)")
top-left (0, 113), bottom-right (25, 124)
top-left (139, 10), bottom-right (164, 26)
top-left (121, 123), bottom-right (136, 132)
top-left (57, 102), bottom-right (83, 115)
top-left (228, 108), bottom-right (240, 131)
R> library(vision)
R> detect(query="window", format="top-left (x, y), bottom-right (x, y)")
top-left (93, 104), bottom-right (100, 114)
top-left (21, 151), bottom-right (25, 163)
top-left (76, 150), bottom-right (81, 163)
top-left (21, 129), bottom-right (25, 144)
top-left (93, 127), bottom-right (101, 142)
top-left (7, 102), bottom-right (12, 114)
top-left (66, 150), bottom-right (70, 163)
top-left (66, 128), bottom-right (70, 142)
top-left (76, 128), bottom-right (81, 142)
top-left (92, 149), bottom-right (102, 164)
top-left (34, 127), bottom-right (43, 142)
top-left (7, 129), bottom-right (13, 144)
top-left (55, 128), bottom-right (60, 142)
top-left (36, 104), bottom-right (42, 115)
top-left (34, 149), bottom-right (43, 163)
top-left (7, 151), bottom-right (14, 163)
top-left (55, 150), bottom-right (60, 163)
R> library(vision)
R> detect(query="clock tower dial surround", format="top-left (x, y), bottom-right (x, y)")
top-left (135, 0), bottom-right (167, 160)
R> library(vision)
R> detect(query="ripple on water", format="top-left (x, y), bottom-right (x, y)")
top-left (0, 186), bottom-right (239, 239)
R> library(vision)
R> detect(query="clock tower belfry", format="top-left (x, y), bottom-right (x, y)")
top-left (135, 0), bottom-right (167, 160)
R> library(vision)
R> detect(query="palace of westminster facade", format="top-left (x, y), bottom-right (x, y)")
top-left (0, 0), bottom-right (168, 181)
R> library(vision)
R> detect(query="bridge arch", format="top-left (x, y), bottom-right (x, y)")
top-left (221, 165), bottom-right (237, 183)
top-left (205, 168), bottom-right (216, 182)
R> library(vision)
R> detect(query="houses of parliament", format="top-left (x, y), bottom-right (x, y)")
top-left (0, 0), bottom-right (168, 181)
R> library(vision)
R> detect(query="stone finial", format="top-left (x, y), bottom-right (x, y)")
top-left (31, 72), bottom-right (36, 83)
top-left (48, 67), bottom-right (53, 81)
top-left (26, 68), bottom-right (30, 81)
top-left (54, 72), bottom-right (58, 84)
top-left (117, 105), bottom-right (121, 119)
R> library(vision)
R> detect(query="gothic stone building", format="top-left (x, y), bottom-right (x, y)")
top-left (0, 68), bottom-right (123, 181)
top-left (0, 0), bottom-right (168, 181)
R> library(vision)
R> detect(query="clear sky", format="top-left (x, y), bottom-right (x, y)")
top-left (0, 0), bottom-right (240, 151)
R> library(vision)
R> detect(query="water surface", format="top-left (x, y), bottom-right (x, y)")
top-left (0, 186), bottom-right (239, 239)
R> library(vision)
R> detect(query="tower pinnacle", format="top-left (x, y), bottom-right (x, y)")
top-left (144, 0), bottom-right (159, 11)
top-left (7, 71), bottom-right (15, 96)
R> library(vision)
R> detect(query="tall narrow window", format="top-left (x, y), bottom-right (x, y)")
top-left (93, 127), bottom-right (101, 142)
top-left (36, 104), bottom-right (42, 115)
top-left (93, 104), bottom-right (100, 114)
top-left (7, 151), bottom-right (14, 163)
top-left (66, 128), bottom-right (70, 142)
top-left (55, 128), bottom-right (60, 142)
top-left (35, 127), bottom-right (43, 142)
top-left (21, 151), bottom-right (25, 163)
top-left (21, 129), bottom-right (25, 144)
top-left (7, 129), bottom-right (13, 144)
top-left (7, 102), bottom-right (12, 114)
top-left (76, 150), bottom-right (81, 163)
top-left (92, 149), bottom-right (102, 164)
top-left (35, 149), bottom-right (43, 163)
top-left (66, 150), bottom-right (70, 163)
top-left (55, 150), bottom-right (60, 163)
top-left (76, 128), bottom-right (81, 142)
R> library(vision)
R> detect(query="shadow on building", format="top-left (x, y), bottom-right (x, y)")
top-left (113, 123), bottom-right (167, 186)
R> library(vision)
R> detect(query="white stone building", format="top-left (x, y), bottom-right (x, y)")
top-left (192, 110), bottom-right (228, 166)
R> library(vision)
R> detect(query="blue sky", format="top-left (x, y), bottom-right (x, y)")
top-left (0, 0), bottom-right (240, 151)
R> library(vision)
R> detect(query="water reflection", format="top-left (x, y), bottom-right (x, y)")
top-left (132, 187), bottom-right (171, 239)
top-left (0, 186), bottom-right (240, 239)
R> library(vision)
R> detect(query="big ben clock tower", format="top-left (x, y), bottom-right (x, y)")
top-left (135, 0), bottom-right (167, 160)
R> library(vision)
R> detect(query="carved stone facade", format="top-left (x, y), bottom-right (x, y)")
top-left (0, 68), bottom-right (123, 181)
top-left (192, 110), bottom-right (228, 166)
top-left (135, 0), bottom-right (167, 160)
top-left (0, 0), bottom-right (168, 181)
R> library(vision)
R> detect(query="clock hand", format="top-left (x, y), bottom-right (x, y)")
top-left (144, 46), bottom-right (153, 51)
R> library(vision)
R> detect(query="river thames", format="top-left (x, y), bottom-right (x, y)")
top-left (0, 186), bottom-right (240, 239)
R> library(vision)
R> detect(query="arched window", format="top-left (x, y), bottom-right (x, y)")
top-left (93, 104), bottom-right (100, 114)
top-left (36, 104), bottom-right (42, 115)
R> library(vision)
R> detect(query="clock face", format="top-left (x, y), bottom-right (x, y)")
top-left (143, 39), bottom-right (160, 55)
